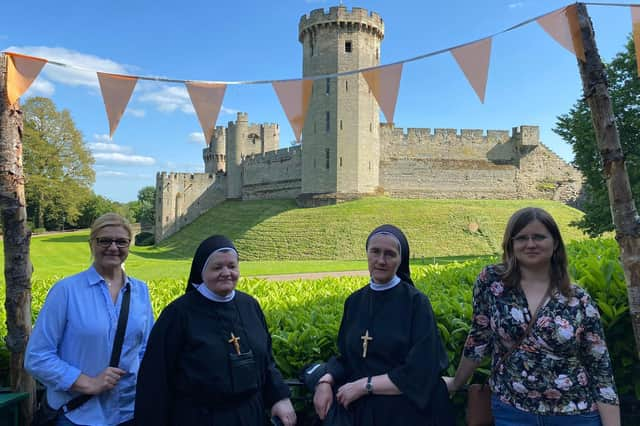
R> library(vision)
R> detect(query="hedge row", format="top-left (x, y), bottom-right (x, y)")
top-left (4, 239), bottom-right (638, 420)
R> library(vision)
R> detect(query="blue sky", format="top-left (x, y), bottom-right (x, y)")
top-left (1, 0), bottom-right (632, 202)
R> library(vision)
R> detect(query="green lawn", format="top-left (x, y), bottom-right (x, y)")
top-left (1, 197), bottom-right (586, 282)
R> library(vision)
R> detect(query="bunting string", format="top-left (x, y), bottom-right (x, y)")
top-left (2, 2), bottom-right (639, 140)
top-left (3, 2), bottom-right (636, 86)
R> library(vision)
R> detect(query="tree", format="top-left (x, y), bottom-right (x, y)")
top-left (22, 97), bottom-right (95, 230)
top-left (555, 36), bottom-right (640, 236)
top-left (77, 194), bottom-right (117, 228)
top-left (131, 186), bottom-right (156, 227)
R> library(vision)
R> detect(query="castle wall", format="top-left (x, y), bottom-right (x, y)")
top-left (242, 146), bottom-right (302, 199)
top-left (155, 172), bottom-right (226, 242)
top-left (379, 125), bottom-right (582, 202)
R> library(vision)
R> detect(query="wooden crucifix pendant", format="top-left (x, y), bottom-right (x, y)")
top-left (228, 332), bottom-right (241, 355)
top-left (361, 329), bottom-right (373, 358)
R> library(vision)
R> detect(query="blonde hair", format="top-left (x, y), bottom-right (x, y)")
top-left (89, 213), bottom-right (133, 242)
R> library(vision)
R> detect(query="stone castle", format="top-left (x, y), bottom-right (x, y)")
top-left (155, 5), bottom-right (582, 242)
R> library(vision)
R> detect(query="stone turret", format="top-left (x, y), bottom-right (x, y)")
top-left (204, 126), bottom-right (226, 174)
top-left (298, 6), bottom-right (385, 200)
top-left (226, 112), bottom-right (248, 199)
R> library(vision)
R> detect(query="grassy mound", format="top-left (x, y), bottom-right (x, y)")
top-left (150, 197), bottom-right (586, 261)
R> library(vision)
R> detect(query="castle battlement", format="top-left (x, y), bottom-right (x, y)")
top-left (243, 145), bottom-right (302, 164)
top-left (299, 6), bottom-right (384, 41)
top-left (380, 125), bottom-right (534, 145)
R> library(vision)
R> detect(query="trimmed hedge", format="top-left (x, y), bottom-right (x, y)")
top-left (1, 239), bottom-right (637, 422)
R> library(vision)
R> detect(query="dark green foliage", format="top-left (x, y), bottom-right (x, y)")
top-left (22, 97), bottom-right (95, 230)
top-left (130, 186), bottom-right (156, 227)
top-left (3, 239), bottom-right (636, 420)
top-left (554, 36), bottom-right (640, 236)
top-left (135, 232), bottom-right (155, 246)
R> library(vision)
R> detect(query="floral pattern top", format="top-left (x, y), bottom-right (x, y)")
top-left (463, 265), bottom-right (619, 415)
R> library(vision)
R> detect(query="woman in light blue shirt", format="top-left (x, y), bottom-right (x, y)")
top-left (25, 213), bottom-right (154, 426)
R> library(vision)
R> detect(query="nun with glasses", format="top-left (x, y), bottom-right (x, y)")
top-left (135, 235), bottom-right (296, 426)
top-left (312, 225), bottom-right (454, 425)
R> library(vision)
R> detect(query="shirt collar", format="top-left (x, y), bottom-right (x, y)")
top-left (369, 275), bottom-right (401, 291)
top-left (195, 283), bottom-right (236, 302)
top-left (87, 265), bottom-right (131, 288)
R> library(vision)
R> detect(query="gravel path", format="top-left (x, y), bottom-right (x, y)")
top-left (253, 270), bottom-right (369, 281)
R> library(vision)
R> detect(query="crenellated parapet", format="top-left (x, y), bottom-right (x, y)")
top-left (299, 6), bottom-right (384, 42)
top-left (243, 145), bottom-right (302, 165)
top-left (381, 125), bottom-right (527, 146)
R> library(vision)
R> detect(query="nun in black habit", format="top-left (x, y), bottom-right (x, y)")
top-left (312, 225), bottom-right (454, 425)
top-left (135, 235), bottom-right (295, 426)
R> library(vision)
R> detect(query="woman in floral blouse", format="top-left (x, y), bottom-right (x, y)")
top-left (444, 207), bottom-right (620, 425)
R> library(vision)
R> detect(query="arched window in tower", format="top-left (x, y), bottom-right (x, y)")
top-left (345, 41), bottom-right (352, 53)
top-left (248, 133), bottom-right (260, 146)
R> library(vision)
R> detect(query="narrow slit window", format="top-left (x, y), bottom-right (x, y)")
top-left (340, 120), bottom-right (343, 130)
top-left (325, 111), bottom-right (330, 133)
top-left (326, 78), bottom-right (330, 95)
top-left (325, 148), bottom-right (330, 169)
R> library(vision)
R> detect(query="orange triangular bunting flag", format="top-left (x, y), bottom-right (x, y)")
top-left (185, 82), bottom-right (227, 145)
top-left (97, 72), bottom-right (138, 138)
top-left (362, 63), bottom-right (403, 124)
top-left (5, 52), bottom-right (47, 106)
top-left (632, 6), bottom-right (640, 76)
top-left (537, 5), bottom-right (585, 62)
top-left (451, 38), bottom-right (492, 103)
top-left (272, 79), bottom-right (312, 142)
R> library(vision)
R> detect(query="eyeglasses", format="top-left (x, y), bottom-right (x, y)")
top-left (94, 237), bottom-right (131, 248)
top-left (512, 234), bottom-right (549, 244)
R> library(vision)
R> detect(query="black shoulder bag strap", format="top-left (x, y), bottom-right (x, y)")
top-left (59, 282), bottom-right (131, 414)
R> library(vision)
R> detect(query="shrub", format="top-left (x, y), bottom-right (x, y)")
top-left (135, 232), bottom-right (155, 246)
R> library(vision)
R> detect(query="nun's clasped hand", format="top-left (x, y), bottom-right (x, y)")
top-left (336, 378), bottom-right (367, 408)
top-left (272, 398), bottom-right (297, 426)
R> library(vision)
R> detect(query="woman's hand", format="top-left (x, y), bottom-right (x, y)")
top-left (336, 378), bottom-right (367, 408)
top-left (271, 398), bottom-right (296, 426)
top-left (313, 382), bottom-right (334, 420)
top-left (72, 367), bottom-right (127, 395)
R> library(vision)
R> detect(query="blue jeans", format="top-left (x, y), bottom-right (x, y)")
top-left (491, 395), bottom-right (602, 426)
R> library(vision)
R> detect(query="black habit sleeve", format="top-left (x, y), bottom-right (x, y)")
top-left (387, 291), bottom-right (448, 411)
top-left (135, 301), bottom-right (185, 426)
top-left (254, 300), bottom-right (291, 408)
top-left (326, 294), bottom-right (353, 384)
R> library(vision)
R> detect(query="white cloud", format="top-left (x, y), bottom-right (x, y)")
top-left (93, 134), bottom-right (111, 142)
top-left (508, 2), bottom-right (524, 8)
top-left (25, 78), bottom-right (55, 97)
top-left (5, 46), bottom-right (129, 89)
top-left (97, 170), bottom-right (127, 177)
top-left (127, 108), bottom-right (146, 118)
top-left (188, 132), bottom-right (206, 144)
top-left (93, 152), bottom-right (155, 166)
top-left (87, 142), bottom-right (133, 153)
top-left (138, 84), bottom-right (193, 113)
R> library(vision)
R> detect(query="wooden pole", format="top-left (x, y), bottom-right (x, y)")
top-left (575, 3), bottom-right (640, 357)
top-left (0, 53), bottom-right (35, 423)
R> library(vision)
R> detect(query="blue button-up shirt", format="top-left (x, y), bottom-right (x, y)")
top-left (25, 266), bottom-right (154, 425)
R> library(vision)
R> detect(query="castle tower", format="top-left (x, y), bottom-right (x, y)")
top-left (298, 6), bottom-right (384, 198)
top-left (204, 126), bottom-right (226, 174)
top-left (226, 112), bottom-right (248, 199)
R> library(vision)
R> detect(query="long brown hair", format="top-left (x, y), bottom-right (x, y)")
top-left (499, 207), bottom-right (571, 296)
